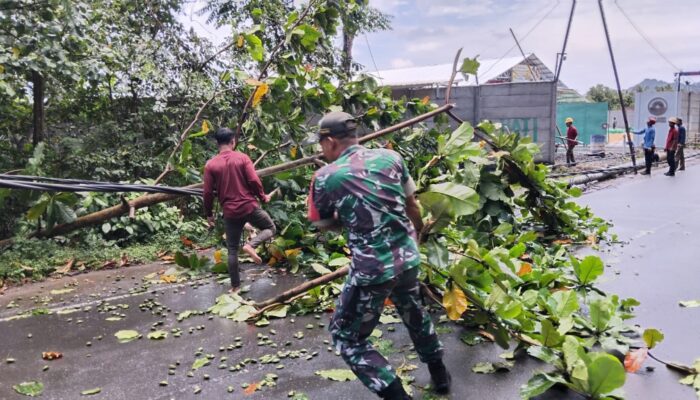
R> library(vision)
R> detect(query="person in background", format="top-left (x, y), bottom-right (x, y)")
top-left (565, 117), bottom-right (578, 166)
top-left (664, 118), bottom-right (680, 177)
top-left (612, 116), bottom-right (617, 130)
top-left (308, 111), bottom-right (449, 400)
top-left (632, 117), bottom-right (656, 175)
top-left (676, 117), bottom-right (686, 171)
top-left (203, 127), bottom-right (276, 293)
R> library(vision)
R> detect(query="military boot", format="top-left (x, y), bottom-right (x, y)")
top-left (378, 378), bottom-right (411, 400)
top-left (428, 359), bottom-right (451, 394)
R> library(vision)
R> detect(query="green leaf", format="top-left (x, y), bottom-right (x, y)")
top-left (208, 294), bottom-right (242, 317)
top-left (679, 300), bottom-right (700, 308)
top-left (13, 381), bottom-right (44, 397)
top-left (263, 304), bottom-right (289, 319)
top-left (52, 200), bottom-right (76, 224)
top-left (81, 388), bottom-right (101, 395)
top-left (315, 369), bottom-right (357, 381)
top-left (115, 330), bottom-right (139, 343)
top-left (294, 24), bottom-right (321, 50)
top-left (310, 263), bottom-right (332, 275)
top-left (642, 328), bottom-right (664, 350)
top-left (520, 373), bottom-right (560, 399)
top-left (174, 251), bottom-right (189, 268)
top-left (147, 330), bottom-right (168, 340)
top-left (26, 201), bottom-right (48, 220)
top-left (589, 299), bottom-right (612, 332)
top-left (472, 361), bottom-right (514, 374)
top-left (459, 56), bottom-right (480, 75)
top-left (419, 183), bottom-right (480, 218)
top-left (211, 262), bottom-right (227, 274)
top-left (540, 319), bottom-right (563, 347)
top-left (327, 257), bottom-right (350, 267)
top-left (245, 34), bottom-right (264, 61)
top-left (586, 353), bottom-right (626, 396)
top-left (191, 357), bottom-right (210, 370)
top-left (550, 290), bottom-right (579, 319)
top-left (440, 122), bottom-right (475, 156)
top-left (574, 255), bottom-right (604, 285)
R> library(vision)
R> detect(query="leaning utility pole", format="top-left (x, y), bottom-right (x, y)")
top-left (598, 0), bottom-right (637, 171)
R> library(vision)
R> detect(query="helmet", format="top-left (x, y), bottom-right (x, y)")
top-left (669, 117), bottom-right (678, 124)
top-left (565, 117), bottom-right (574, 124)
top-left (318, 111), bottom-right (357, 140)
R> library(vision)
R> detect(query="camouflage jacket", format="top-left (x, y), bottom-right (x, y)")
top-left (308, 145), bottom-right (419, 286)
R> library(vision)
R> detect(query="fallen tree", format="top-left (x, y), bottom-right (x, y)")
top-left (0, 104), bottom-right (454, 249)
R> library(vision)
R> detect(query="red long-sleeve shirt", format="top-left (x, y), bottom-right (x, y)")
top-left (665, 127), bottom-right (679, 152)
top-left (567, 126), bottom-right (578, 148)
top-left (203, 150), bottom-right (265, 219)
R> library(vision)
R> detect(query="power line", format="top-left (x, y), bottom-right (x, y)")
top-left (480, 0), bottom-right (561, 78)
top-left (364, 34), bottom-right (380, 75)
top-left (613, 0), bottom-right (680, 71)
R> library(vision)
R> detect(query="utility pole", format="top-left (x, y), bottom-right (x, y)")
top-left (555, 0), bottom-right (576, 82)
top-left (598, 0), bottom-right (637, 171)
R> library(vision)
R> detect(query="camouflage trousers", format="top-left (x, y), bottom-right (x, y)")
top-left (329, 267), bottom-right (444, 395)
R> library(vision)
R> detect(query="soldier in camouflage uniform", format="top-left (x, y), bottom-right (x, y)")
top-left (307, 111), bottom-right (450, 399)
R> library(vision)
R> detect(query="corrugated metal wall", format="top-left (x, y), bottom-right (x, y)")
top-left (556, 102), bottom-right (609, 145)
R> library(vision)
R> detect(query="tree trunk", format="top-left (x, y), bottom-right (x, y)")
top-left (341, 30), bottom-right (354, 77)
top-left (0, 104), bottom-right (454, 248)
top-left (31, 71), bottom-right (45, 146)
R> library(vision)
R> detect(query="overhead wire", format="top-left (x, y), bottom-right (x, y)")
top-left (479, 0), bottom-right (562, 78)
top-left (612, 0), bottom-right (680, 72)
top-left (364, 34), bottom-right (381, 76)
top-left (0, 174), bottom-right (203, 196)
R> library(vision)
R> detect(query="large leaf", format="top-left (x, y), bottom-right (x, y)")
top-left (114, 330), bottom-right (139, 343)
top-left (574, 255), bottom-right (604, 285)
top-left (520, 373), bottom-right (560, 399)
top-left (440, 123), bottom-right (474, 156)
top-left (245, 33), bottom-right (264, 61)
top-left (539, 319), bottom-right (563, 347)
top-left (642, 328), bottom-right (664, 349)
top-left (315, 369), bottom-right (357, 382)
top-left (13, 381), bottom-right (44, 397)
top-left (419, 183), bottom-right (479, 218)
top-left (460, 56), bottom-right (480, 75)
top-left (443, 284), bottom-right (468, 320)
top-left (586, 353), bottom-right (626, 396)
top-left (589, 299), bottom-right (612, 333)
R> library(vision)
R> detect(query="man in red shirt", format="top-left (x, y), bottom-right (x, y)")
top-left (203, 128), bottom-right (276, 292)
top-left (565, 117), bottom-right (578, 166)
top-left (664, 118), bottom-right (680, 176)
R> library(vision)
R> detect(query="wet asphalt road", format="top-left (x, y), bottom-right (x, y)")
top-left (1, 162), bottom-right (699, 399)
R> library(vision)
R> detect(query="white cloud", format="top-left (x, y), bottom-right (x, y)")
top-left (390, 58), bottom-right (415, 68)
top-left (418, 0), bottom-right (495, 18)
top-left (406, 40), bottom-right (443, 53)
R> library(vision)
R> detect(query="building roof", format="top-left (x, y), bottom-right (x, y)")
top-left (366, 54), bottom-right (555, 88)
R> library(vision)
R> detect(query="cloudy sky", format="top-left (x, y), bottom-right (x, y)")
top-left (180, 0), bottom-right (700, 94)
top-left (356, 0), bottom-right (699, 93)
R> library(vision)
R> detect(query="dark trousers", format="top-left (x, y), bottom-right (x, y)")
top-left (329, 267), bottom-right (444, 394)
top-left (643, 148), bottom-right (654, 174)
top-left (676, 145), bottom-right (685, 170)
top-left (223, 208), bottom-right (276, 287)
top-left (566, 146), bottom-right (576, 164)
top-left (666, 150), bottom-right (677, 175)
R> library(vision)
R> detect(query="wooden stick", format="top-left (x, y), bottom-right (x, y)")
top-left (444, 47), bottom-right (463, 105)
top-left (253, 266), bottom-right (349, 309)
